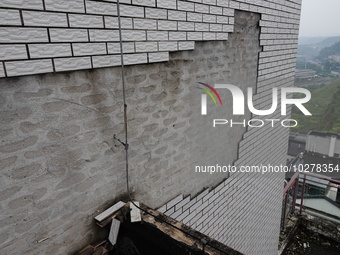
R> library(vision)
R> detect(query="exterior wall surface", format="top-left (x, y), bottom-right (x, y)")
top-left (0, 1), bottom-right (302, 255)
top-left (0, 0), bottom-right (301, 78)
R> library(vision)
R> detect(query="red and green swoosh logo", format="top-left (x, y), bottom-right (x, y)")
top-left (196, 82), bottom-right (223, 106)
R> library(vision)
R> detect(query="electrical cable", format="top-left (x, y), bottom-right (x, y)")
top-left (115, 1), bottom-right (230, 254)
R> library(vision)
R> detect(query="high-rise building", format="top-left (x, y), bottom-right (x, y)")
top-left (0, 1), bottom-right (302, 254)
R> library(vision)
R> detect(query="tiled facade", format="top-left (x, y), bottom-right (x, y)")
top-left (0, 0), bottom-right (300, 78)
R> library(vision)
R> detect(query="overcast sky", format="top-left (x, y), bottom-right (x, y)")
top-left (299, 0), bottom-right (340, 37)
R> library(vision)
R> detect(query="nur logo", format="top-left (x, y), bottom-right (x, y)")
top-left (197, 82), bottom-right (312, 116)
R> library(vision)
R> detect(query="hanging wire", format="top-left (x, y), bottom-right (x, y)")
top-left (116, 0), bottom-right (130, 197)
top-left (115, 1), bottom-right (230, 254)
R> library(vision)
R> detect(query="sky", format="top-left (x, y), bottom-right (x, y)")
top-left (299, 0), bottom-right (340, 37)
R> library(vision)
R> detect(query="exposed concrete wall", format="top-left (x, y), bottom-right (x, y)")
top-left (1, 11), bottom-right (259, 254)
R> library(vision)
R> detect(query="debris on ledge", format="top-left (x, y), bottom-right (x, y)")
top-left (76, 201), bottom-right (244, 255)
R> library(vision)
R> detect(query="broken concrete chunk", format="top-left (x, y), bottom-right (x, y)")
top-left (130, 202), bottom-right (141, 222)
top-left (108, 218), bottom-right (120, 246)
top-left (95, 201), bottom-right (126, 222)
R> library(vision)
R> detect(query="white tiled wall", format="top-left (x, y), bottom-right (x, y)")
top-left (0, 0), bottom-right (301, 78)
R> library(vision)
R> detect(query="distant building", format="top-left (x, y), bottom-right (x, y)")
top-left (306, 131), bottom-right (340, 158)
top-left (295, 69), bottom-right (317, 79)
top-left (287, 131), bottom-right (340, 164)
top-left (329, 55), bottom-right (340, 63)
top-left (287, 131), bottom-right (340, 178)
top-left (331, 71), bottom-right (340, 77)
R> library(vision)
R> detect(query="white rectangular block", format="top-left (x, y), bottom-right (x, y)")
top-left (108, 219), bottom-right (120, 245)
top-left (195, 23), bottom-right (209, 31)
top-left (0, 44), bottom-right (27, 60)
top-left (157, 0), bottom-right (176, 10)
top-left (222, 7), bottom-right (234, 16)
top-left (72, 43), bottom-right (106, 56)
top-left (121, 30), bottom-right (146, 41)
top-left (203, 14), bottom-right (216, 23)
top-left (216, 0), bottom-right (229, 7)
top-left (187, 32), bottom-right (203, 40)
top-left (132, 0), bottom-right (155, 7)
top-left (210, 23), bottom-right (222, 32)
top-left (178, 21), bottom-right (195, 31)
top-left (5, 59), bottom-right (53, 77)
top-left (187, 12), bottom-right (203, 22)
top-left (69, 14), bottom-right (104, 28)
top-left (94, 201), bottom-right (125, 222)
top-left (158, 41), bottom-right (178, 51)
top-left (0, 27), bottom-right (48, 43)
top-left (89, 29), bottom-right (119, 42)
top-left (29, 44), bottom-right (72, 58)
top-left (168, 10), bottom-right (186, 21)
top-left (204, 0), bottom-right (217, 5)
top-left (54, 57), bottom-right (92, 72)
top-left (23, 11), bottom-right (68, 27)
top-left (86, 0), bottom-right (117, 15)
top-left (195, 3), bottom-right (210, 13)
top-left (50, 28), bottom-right (88, 42)
top-left (92, 55), bottom-right (121, 68)
top-left (130, 202), bottom-right (142, 222)
top-left (229, 0), bottom-right (239, 9)
top-left (147, 31), bottom-right (168, 40)
top-left (45, 0), bottom-right (85, 13)
top-left (157, 20), bottom-right (177, 30)
top-left (135, 42), bottom-right (158, 52)
top-left (120, 4), bottom-right (144, 17)
top-left (123, 53), bottom-right (147, 65)
top-left (169, 31), bottom-right (186, 40)
top-left (177, 1), bottom-right (194, 11)
top-left (145, 8), bottom-right (167, 19)
top-left (0, 9), bottom-right (21, 26)
top-left (249, 4), bottom-right (258, 13)
top-left (0, 0), bottom-right (43, 10)
top-left (240, 3), bottom-right (250, 11)
top-left (133, 18), bottom-right (157, 30)
top-left (203, 32), bottom-right (217, 40)
top-left (210, 6), bottom-right (222, 14)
